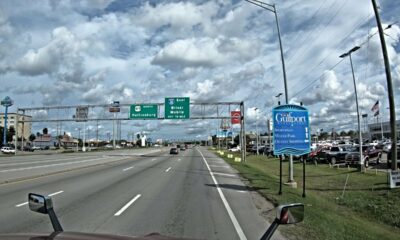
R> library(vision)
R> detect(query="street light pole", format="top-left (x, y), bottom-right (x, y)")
top-left (246, 0), bottom-right (289, 102)
top-left (340, 46), bottom-right (364, 170)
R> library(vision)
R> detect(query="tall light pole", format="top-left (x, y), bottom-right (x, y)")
top-left (246, 1), bottom-right (296, 186)
top-left (340, 46), bottom-right (364, 170)
top-left (1, 96), bottom-right (13, 146)
top-left (246, 0), bottom-right (288, 103)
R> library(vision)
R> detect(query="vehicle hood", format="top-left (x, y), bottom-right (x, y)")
top-left (0, 232), bottom-right (199, 240)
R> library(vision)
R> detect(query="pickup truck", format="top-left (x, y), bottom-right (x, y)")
top-left (315, 146), bottom-right (349, 164)
top-left (345, 146), bottom-right (381, 167)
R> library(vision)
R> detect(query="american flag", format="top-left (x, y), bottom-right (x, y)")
top-left (371, 100), bottom-right (379, 115)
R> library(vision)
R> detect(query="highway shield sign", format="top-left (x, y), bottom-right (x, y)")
top-left (165, 97), bottom-right (190, 119)
top-left (130, 104), bottom-right (158, 119)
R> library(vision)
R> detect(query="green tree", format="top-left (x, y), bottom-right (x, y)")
top-left (7, 126), bottom-right (15, 142)
top-left (340, 131), bottom-right (347, 136)
top-left (43, 128), bottom-right (48, 135)
top-left (29, 134), bottom-right (36, 142)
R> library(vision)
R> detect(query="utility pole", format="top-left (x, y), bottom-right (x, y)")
top-left (371, 0), bottom-right (397, 170)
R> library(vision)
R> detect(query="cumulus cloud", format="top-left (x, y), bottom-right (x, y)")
top-left (151, 37), bottom-right (261, 68)
top-left (14, 27), bottom-right (88, 76)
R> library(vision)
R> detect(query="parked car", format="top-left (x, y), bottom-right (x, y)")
top-left (1, 146), bottom-right (15, 154)
top-left (315, 146), bottom-right (349, 164)
top-left (23, 146), bottom-right (34, 152)
top-left (228, 146), bottom-right (241, 152)
top-left (384, 144), bottom-right (400, 168)
top-left (345, 146), bottom-right (381, 167)
top-left (32, 146), bottom-right (41, 150)
top-left (170, 148), bottom-right (179, 154)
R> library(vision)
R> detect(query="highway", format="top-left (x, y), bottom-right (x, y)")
top-left (0, 147), bottom-right (283, 240)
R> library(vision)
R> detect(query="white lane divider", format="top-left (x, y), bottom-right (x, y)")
top-left (177, 159), bottom-right (181, 162)
top-left (16, 190), bottom-right (64, 207)
top-left (165, 167), bottom-right (172, 172)
top-left (197, 149), bottom-right (247, 240)
top-left (114, 194), bottom-right (141, 216)
top-left (151, 158), bottom-right (156, 161)
top-left (123, 166), bottom-right (134, 171)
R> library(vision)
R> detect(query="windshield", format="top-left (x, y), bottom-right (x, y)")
top-left (1, 1), bottom-right (399, 240)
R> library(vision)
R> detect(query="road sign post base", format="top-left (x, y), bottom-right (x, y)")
top-left (284, 181), bottom-right (297, 188)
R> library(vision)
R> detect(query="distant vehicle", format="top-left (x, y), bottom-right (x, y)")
top-left (154, 144), bottom-right (160, 147)
top-left (1, 147), bottom-right (15, 154)
top-left (345, 146), bottom-right (382, 167)
top-left (41, 146), bottom-right (50, 150)
top-left (23, 146), bottom-right (34, 152)
top-left (115, 145), bottom-right (122, 149)
top-left (229, 146), bottom-right (241, 152)
top-left (32, 146), bottom-right (41, 150)
top-left (170, 148), bottom-right (179, 154)
top-left (180, 146), bottom-right (186, 151)
top-left (105, 144), bottom-right (113, 149)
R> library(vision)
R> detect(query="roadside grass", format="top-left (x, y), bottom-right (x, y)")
top-left (212, 150), bottom-right (400, 240)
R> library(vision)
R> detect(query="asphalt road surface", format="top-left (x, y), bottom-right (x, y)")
top-left (0, 147), bottom-right (283, 240)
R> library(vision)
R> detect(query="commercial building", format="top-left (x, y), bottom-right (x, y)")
top-left (0, 113), bottom-right (32, 140)
top-left (368, 120), bottom-right (400, 140)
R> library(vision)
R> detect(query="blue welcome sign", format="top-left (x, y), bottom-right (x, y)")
top-left (272, 104), bottom-right (311, 155)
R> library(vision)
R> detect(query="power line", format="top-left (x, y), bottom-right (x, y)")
top-left (287, 0), bottom-right (349, 67)
top-left (289, 13), bottom-right (373, 92)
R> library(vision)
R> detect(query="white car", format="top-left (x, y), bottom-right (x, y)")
top-left (32, 146), bottom-right (41, 150)
top-left (229, 146), bottom-right (241, 152)
top-left (1, 147), bottom-right (15, 154)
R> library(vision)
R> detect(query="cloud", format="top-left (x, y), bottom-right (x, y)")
top-left (151, 37), bottom-right (261, 68)
top-left (14, 27), bottom-right (88, 76)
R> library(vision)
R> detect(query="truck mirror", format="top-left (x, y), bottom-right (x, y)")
top-left (276, 203), bottom-right (304, 224)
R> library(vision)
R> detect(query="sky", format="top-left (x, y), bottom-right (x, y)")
top-left (0, 0), bottom-right (399, 141)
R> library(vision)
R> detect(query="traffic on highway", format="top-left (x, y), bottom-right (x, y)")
top-left (1, 0), bottom-right (399, 240)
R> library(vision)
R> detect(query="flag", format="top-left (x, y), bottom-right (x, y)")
top-left (371, 100), bottom-right (379, 112)
top-left (374, 110), bottom-right (379, 117)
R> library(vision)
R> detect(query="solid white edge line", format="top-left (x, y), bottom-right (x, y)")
top-left (197, 149), bottom-right (247, 240)
top-left (114, 194), bottom-right (141, 216)
top-left (165, 167), bottom-right (172, 172)
top-left (16, 190), bottom-right (64, 207)
top-left (212, 172), bottom-right (237, 177)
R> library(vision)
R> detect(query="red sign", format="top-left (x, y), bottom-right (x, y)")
top-left (231, 111), bottom-right (241, 125)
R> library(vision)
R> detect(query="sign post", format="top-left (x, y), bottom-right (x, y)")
top-left (389, 170), bottom-right (400, 188)
top-left (273, 104), bottom-right (311, 196)
top-left (129, 104), bottom-right (158, 119)
top-left (73, 106), bottom-right (88, 152)
top-left (1, 96), bottom-right (13, 146)
top-left (165, 97), bottom-right (190, 119)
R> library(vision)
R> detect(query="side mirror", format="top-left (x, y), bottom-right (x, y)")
top-left (276, 203), bottom-right (304, 224)
top-left (260, 203), bottom-right (304, 240)
top-left (28, 193), bottom-right (63, 232)
top-left (29, 193), bottom-right (53, 214)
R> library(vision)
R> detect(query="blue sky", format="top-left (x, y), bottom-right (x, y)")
top-left (0, 0), bottom-right (399, 140)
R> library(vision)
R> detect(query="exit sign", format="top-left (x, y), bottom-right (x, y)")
top-left (165, 97), bottom-right (190, 119)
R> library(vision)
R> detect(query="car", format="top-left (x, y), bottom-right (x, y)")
top-left (180, 146), bottom-right (186, 151)
top-left (345, 145), bottom-right (382, 167)
top-left (1, 146), bottom-right (15, 154)
top-left (315, 146), bottom-right (349, 164)
top-left (32, 146), bottom-right (41, 150)
top-left (229, 146), bottom-right (241, 152)
top-left (23, 146), bottom-right (35, 152)
top-left (384, 144), bottom-right (400, 168)
top-left (170, 147), bottom-right (179, 154)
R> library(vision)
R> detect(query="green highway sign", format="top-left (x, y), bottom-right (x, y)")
top-left (129, 104), bottom-right (158, 119)
top-left (165, 97), bottom-right (190, 119)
